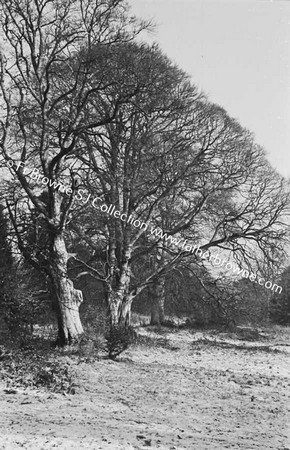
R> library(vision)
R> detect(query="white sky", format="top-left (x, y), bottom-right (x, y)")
top-left (129, 0), bottom-right (290, 178)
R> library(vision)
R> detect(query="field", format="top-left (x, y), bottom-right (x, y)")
top-left (0, 326), bottom-right (289, 450)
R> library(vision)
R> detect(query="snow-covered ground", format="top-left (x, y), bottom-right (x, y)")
top-left (0, 327), bottom-right (289, 449)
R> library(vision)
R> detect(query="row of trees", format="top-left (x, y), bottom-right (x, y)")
top-left (0, 0), bottom-right (289, 345)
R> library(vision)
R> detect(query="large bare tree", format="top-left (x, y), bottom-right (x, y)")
top-left (71, 76), bottom-right (290, 326)
top-left (67, 42), bottom-right (202, 326)
top-left (0, 0), bottom-right (148, 344)
top-left (138, 105), bottom-right (290, 324)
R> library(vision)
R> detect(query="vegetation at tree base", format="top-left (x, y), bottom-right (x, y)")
top-left (0, 0), bottom-right (289, 355)
top-left (105, 324), bottom-right (136, 360)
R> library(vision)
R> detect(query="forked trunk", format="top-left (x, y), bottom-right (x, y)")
top-left (150, 277), bottom-right (166, 326)
top-left (50, 235), bottom-right (84, 345)
top-left (108, 291), bottom-right (133, 327)
top-left (107, 250), bottom-right (133, 327)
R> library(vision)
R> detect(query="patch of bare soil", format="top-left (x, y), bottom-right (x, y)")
top-left (0, 328), bottom-right (289, 449)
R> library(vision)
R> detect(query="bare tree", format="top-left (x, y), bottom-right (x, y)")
top-left (0, 0), bottom-right (148, 344)
top-left (67, 41), bottom-right (202, 326)
top-left (75, 86), bottom-right (290, 326)
top-left (137, 104), bottom-right (290, 324)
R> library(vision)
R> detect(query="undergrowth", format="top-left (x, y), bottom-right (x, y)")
top-left (0, 344), bottom-right (76, 393)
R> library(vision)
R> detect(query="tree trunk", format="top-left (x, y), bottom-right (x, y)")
top-left (106, 245), bottom-right (133, 327)
top-left (108, 290), bottom-right (132, 327)
top-left (50, 235), bottom-right (84, 345)
top-left (150, 277), bottom-right (166, 325)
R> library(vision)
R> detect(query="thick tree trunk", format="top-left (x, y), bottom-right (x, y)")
top-left (108, 290), bottom-right (133, 327)
top-left (150, 277), bottom-right (166, 326)
top-left (50, 235), bottom-right (84, 345)
top-left (106, 244), bottom-right (133, 327)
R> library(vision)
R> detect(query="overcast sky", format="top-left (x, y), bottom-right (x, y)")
top-left (129, 0), bottom-right (290, 179)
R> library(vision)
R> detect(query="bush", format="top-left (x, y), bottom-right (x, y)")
top-left (34, 361), bottom-right (74, 392)
top-left (1, 347), bottom-right (75, 393)
top-left (105, 325), bottom-right (136, 360)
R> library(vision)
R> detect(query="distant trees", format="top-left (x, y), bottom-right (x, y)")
top-left (0, 202), bottom-right (48, 335)
top-left (0, 204), bottom-right (14, 331)
top-left (270, 266), bottom-right (290, 325)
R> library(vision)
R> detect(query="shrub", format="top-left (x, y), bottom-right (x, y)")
top-left (34, 361), bottom-right (74, 392)
top-left (105, 325), bottom-right (136, 360)
top-left (0, 336), bottom-right (75, 393)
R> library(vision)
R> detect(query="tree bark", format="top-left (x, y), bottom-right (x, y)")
top-left (107, 289), bottom-right (133, 327)
top-left (50, 235), bottom-right (84, 345)
top-left (106, 242), bottom-right (133, 327)
top-left (150, 277), bottom-right (166, 326)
